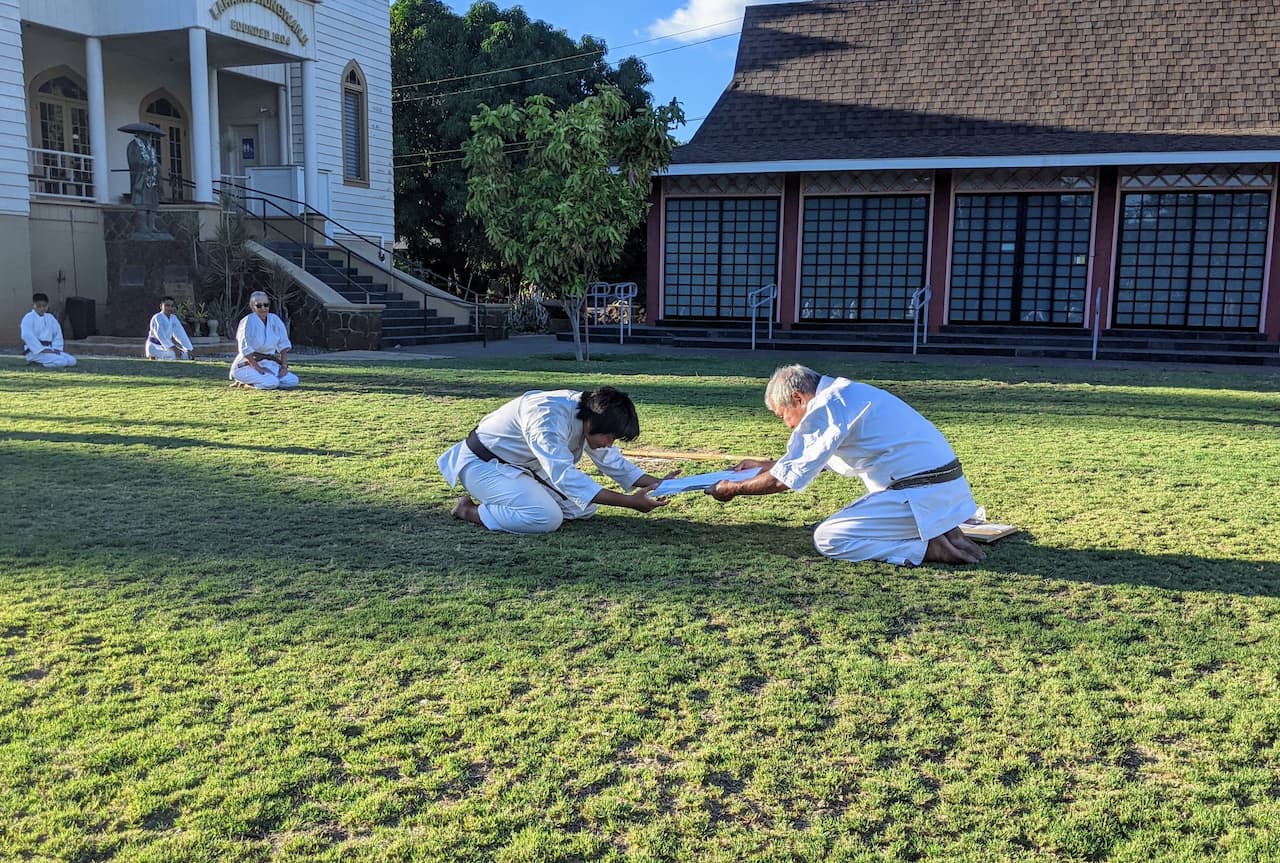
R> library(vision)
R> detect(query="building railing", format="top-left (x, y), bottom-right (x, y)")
top-left (749, 282), bottom-right (777, 350)
top-left (28, 148), bottom-right (94, 201)
top-left (584, 281), bottom-right (637, 345)
top-left (910, 284), bottom-right (932, 355)
top-left (1091, 286), bottom-right (1103, 361)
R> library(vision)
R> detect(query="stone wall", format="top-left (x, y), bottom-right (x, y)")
top-left (287, 288), bottom-right (382, 351)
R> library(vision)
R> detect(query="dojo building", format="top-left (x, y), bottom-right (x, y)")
top-left (647, 0), bottom-right (1280, 348)
top-left (0, 0), bottom-right (393, 329)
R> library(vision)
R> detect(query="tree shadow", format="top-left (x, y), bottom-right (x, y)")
top-left (0, 429), bottom-right (352, 456)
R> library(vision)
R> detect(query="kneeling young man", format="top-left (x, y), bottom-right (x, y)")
top-left (707, 364), bottom-right (986, 566)
top-left (145, 296), bottom-right (194, 360)
top-left (20, 293), bottom-right (76, 369)
top-left (439, 386), bottom-right (673, 534)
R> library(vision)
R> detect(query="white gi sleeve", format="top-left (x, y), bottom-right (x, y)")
top-left (49, 316), bottom-right (65, 351)
top-left (586, 446), bottom-right (647, 492)
top-left (236, 316), bottom-right (253, 356)
top-left (520, 403), bottom-right (604, 509)
top-left (769, 396), bottom-right (868, 492)
top-left (20, 313), bottom-right (45, 356)
top-left (172, 318), bottom-right (193, 352)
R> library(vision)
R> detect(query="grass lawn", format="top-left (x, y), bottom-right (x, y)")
top-left (2, 352), bottom-right (1279, 862)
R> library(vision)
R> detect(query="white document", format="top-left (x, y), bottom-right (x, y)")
top-left (652, 467), bottom-right (762, 496)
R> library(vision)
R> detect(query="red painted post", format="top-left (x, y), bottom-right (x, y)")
top-left (1090, 166), bottom-right (1120, 332)
top-left (778, 174), bottom-right (802, 328)
top-left (926, 169), bottom-right (951, 331)
top-left (645, 179), bottom-right (662, 324)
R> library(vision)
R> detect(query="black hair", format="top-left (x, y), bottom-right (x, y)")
top-left (162, 296), bottom-right (176, 304)
top-left (577, 386), bottom-right (640, 441)
top-left (32, 293), bottom-right (49, 303)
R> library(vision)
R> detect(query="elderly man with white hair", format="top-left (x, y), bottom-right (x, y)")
top-left (707, 364), bottom-right (986, 566)
top-left (229, 291), bottom-right (298, 389)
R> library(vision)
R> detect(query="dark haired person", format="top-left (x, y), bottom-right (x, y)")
top-left (439, 386), bottom-right (674, 533)
top-left (706, 364), bottom-right (986, 565)
top-left (144, 296), bottom-right (194, 360)
top-left (20, 293), bottom-right (76, 368)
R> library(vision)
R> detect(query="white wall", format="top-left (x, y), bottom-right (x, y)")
top-left (305, 0), bottom-right (394, 246)
top-left (1, 0), bottom-right (31, 216)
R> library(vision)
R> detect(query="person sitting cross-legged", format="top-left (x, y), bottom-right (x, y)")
top-left (706, 364), bottom-right (987, 566)
top-left (439, 386), bottom-right (675, 534)
top-left (20, 293), bottom-right (76, 369)
top-left (144, 296), bottom-right (194, 360)
top-left (229, 291), bottom-right (297, 390)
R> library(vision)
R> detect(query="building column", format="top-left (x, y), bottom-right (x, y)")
top-left (646, 181), bottom-right (662, 321)
top-left (1089, 166), bottom-right (1120, 333)
top-left (188, 27), bottom-right (212, 202)
top-left (778, 175), bottom-right (802, 327)
top-left (301, 58), bottom-right (318, 210)
top-left (85, 37), bottom-right (109, 203)
top-left (1263, 165), bottom-right (1280, 342)
top-left (277, 84), bottom-right (290, 165)
top-left (208, 68), bottom-right (221, 187)
top-left (926, 169), bottom-right (952, 330)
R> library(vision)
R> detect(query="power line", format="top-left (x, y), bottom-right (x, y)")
top-left (392, 15), bottom-right (744, 93)
top-left (391, 30), bottom-right (740, 105)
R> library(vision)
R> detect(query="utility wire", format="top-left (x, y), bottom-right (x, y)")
top-left (392, 15), bottom-right (744, 92)
top-left (391, 30), bottom-right (739, 105)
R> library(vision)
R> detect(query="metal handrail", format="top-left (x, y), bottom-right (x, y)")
top-left (748, 282), bottom-right (777, 350)
top-left (215, 177), bottom-right (388, 262)
top-left (584, 281), bottom-right (637, 345)
top-left (28, 147), bottom-right (95, 200)
top-left (910, 284), bottom-right (932, 355)
top-left (1091, 286), bottom-right (1103, 361)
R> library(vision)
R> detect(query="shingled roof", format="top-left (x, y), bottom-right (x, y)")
top-left (673, 0), bottom-right (1280, 165)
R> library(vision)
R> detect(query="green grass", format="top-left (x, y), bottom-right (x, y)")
top-left (2, 353), bottom-right (1279, 862)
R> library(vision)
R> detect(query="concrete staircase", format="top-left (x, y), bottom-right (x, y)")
top-left (268, 243), bottom-right (483, 347)
top-left (557, 321), bottom-right (1280, 365)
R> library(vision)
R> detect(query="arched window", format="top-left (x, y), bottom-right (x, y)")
top-left (142, 90), bottom-right (190, 202)
top-left (29, 68), bottom-right (93, 198)
top-left (341, 61), bottom-right (368, 185)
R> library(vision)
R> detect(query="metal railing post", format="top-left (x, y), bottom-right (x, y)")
top-left (1091, 286), bottom-right (1103, 362)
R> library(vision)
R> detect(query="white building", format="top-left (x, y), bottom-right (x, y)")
top-left (1, 0), bottom-right (393, 329)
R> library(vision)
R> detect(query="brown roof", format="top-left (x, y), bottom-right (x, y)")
top-left (674, 0), bottom-right (1280, 165)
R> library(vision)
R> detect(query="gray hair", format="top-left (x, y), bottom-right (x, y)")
top-left (248, 291), bottom-right (269, 309)
top-left (765, 364), bottom-right (821, 411)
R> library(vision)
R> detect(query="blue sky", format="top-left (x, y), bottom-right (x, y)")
top-left (442, 1), bottom-right (792, 140)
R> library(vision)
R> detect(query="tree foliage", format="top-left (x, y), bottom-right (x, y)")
top-left (464, 87), bottom-right (683, 360)
top-left (391, 0), bottom-right (656, 293)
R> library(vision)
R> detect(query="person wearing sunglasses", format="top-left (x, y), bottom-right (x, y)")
top-left (229, 291), bottom-right (298, 389)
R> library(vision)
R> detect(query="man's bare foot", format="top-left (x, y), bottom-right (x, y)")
top-left (923, 527), bottom-right (985, 564)
top-left (450, 495), bottom-right (482, 525)
top-left (944, 526), bottom-right (987, 561)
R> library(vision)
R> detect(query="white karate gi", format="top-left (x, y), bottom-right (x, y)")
top-left (145, 312), bottom-right (194, 360)
top-left (230, 312), bottom-right (298, 389)
top-left (438, 390), bottom-right (647, 534)
top-left (20, 310), bottom-right (77, 368)
top-left (771, 376), bottom-right (977, 566)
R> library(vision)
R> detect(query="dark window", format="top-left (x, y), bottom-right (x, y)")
top-left (799, 195), bottom-right (928, 321)
top-left (949, 193), bottom-right (1092, 324)
top-left (341, 63), bottom-right (367, 183)
top-left (663, 197), bottom-right (779, 318)
top-left (1114, 191), bottom-right (1267, 329)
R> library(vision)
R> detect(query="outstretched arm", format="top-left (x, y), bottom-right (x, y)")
top-left (591, 487), bottom-right (669, 513)
top-left (706, 460), bottom-right (790, 502)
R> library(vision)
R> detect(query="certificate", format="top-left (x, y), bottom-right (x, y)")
top-left (652, 467), bottom-right (762, 496)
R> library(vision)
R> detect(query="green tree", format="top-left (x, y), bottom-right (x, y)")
top-left (464, 86), bottom-right (683, 360)
top-left (391, 0), bottom-right (655, 293)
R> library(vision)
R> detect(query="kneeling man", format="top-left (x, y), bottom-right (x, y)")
top-left (707, 364), bottom-right (986, 565)
top-left (439, 386), bottom-right (673, 534)
top-left (20, 293), bottom-right (76, 368)
top-left (145, 296), bottom-right (194, 360)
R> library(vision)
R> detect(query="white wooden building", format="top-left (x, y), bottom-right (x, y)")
top-left (1, 0), bottom-right (393, 329)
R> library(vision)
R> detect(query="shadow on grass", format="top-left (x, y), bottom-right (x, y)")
top-left (0, 429), bottom-right (353, 456)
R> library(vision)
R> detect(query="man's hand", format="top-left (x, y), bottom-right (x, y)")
top-left (733, 458), bottom-right (775, 472)
top-left (706, 480), bottom-right (737, 502)
top-left (628, 489), bottom-right (669, 513)
top-left (634, 470), bottom-right (680, 492)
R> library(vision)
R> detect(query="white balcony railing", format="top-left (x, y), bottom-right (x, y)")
top-left (28, 148), bottom-right (95, 201)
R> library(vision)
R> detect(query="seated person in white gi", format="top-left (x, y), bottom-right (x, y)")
top-left (439, 386), bottom-right (675, 534)
top-left (20, 293), bottom-right (76, 369)
top-left (707, 364), bottom-right (986, 566)
top-left (144, 296), bottom-right (194, 360)
top-left (229, 291), bottom-right (297, 389)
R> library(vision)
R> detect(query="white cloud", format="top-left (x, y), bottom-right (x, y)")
top-left (647, 0), bottom-right (792, 43)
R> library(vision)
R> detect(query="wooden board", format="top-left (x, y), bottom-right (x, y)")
top-left (959, 522), bottom-right (1019, 543)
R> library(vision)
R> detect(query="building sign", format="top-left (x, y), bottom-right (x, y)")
top-left (210, 0), bottom-right (308, 46)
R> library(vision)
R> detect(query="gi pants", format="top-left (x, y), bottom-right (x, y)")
top-left (458, 458), bottom-right (596, 534)
top-left (812, 477), bottom-right (975, 567)
top-left (232, 358), bottom-right (298, 389)
top-left (146, 343), bottom-right (190, 360)
top-left (27, 351), bottom-right (76, 368)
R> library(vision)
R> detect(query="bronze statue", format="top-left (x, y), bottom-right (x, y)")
top-left (119, 122), bottom-right (166, 238)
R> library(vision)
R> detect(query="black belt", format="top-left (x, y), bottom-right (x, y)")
top-left (888, 458), bottom-right (964, 491)
top-left (24, 339), bottom-right (53, 355)
top-left (465, 428), bottom-right (568, 500)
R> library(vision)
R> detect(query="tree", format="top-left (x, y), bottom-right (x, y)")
top-left (391, 0), bottom-right (656, 294)
top-left (464, 86), bottom-right (683, 360)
